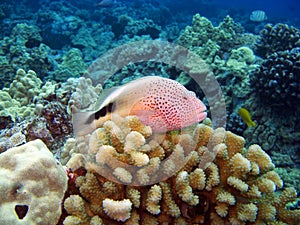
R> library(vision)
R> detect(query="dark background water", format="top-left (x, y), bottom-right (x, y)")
top-left (2, 0), bottom-right (299, 29)
top-left (212, 0), bottom-right (300, 22)
top-left (161, 0), bottom-right (300, 27)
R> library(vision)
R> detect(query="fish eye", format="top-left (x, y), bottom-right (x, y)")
top-left (93, 102), bottom-right (114, 120)
top-left (106, 102), bottom-right (114, 113)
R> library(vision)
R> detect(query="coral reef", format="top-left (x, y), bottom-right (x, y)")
top-left (0, 69), bottom-right (49, 122)
top-left (251, 47), bottom-right (300, 109)
top-left (123, 17), bottom-right (161, 39)
top-left (0, 2), bottom-right (299, 224)
top-left (226, 112), bottom-right (247, 136)
top-left (0, 139), bottom-right (68, 225)
top-left (0, 125), bottom-right (27, 153)
top-left (0, 21), bottom-right (88, 86)
top-left (177, 14), bottom-right (256, 54)
top-left (26, 100), bottom-right (73, 148)
top-left (0, 90), bottom-right (33, 121)
top-left (50, 48), bottom-right (87, 82)
top-left (176, 14), bottom-right (259, 108)
top-left (4, 69), bottom-right (42, 106)
top-left (241, 104), bottom-right (300, 190)
top-left (62, 114), bottom-right (300, 224)
top-left (68, 76), bottom-right (102, 112)
top-left (0, 69), bottom-right (76, 152)
top-left (255, 23), bottom-right (300, 58)
top-left (0, 23), bottom-right (54, 87)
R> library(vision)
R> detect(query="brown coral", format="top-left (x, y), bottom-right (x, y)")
top-left (62, 114), bottom-right (300, 224)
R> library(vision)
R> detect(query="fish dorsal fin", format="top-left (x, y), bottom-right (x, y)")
top-left (94, 86), bottom-right (120, 110)
top-left (93, 76), bottom-right (154, 110)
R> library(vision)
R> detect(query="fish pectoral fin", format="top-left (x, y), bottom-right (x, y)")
top-left (128, 99), bottom-right (160, 125)
top-left (129, 96), bottom-right (157, 114)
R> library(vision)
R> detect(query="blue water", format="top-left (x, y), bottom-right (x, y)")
top-left (212, 0), bottom-right (300, 24)
top-left (3, 0), bottom-right (300, 27)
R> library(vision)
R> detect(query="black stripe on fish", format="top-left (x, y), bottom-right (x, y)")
top-left (84, 102), bottom-right (114, 124)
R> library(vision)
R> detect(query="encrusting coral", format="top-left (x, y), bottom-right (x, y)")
top-left (251, 47), bottom-right (300, 109)
top-left (255, 23), bottom-right (300, 58)
top-left (4, 69), bottom-right (42, 106)
top-left (62, 114), bottom-right (300, 225)
top-left (176, 14), bottom-right (259, 102)
top-left (0, 139), bottom-right (68, 225)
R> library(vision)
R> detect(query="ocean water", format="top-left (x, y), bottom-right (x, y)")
top-left (0, 0), bottom-right (300, 224)
top-left (212, 0), bottom-right (300, 21)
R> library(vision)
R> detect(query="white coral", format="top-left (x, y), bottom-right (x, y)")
top-left (102, 198), bottom-right (132, 222)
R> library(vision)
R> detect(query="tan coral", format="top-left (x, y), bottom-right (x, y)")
top-left (124, 209), bottom-right (140, 225)
top-left (146, 184), bottom-right (162, 215)
top-left (181, 151), bottom-right (200, 172)
top-left (102, 198), bottom-right (132, 222)
top-left (257, 203), bottom-right (276, 221)
top-left (215, 202), bottom-right (229, 217)
top-left (229, 153), bottom-right (251, 178)
top-left (216, 191), bottom-right (235, 205)
top-left (246, 144), bottom-right (275, 172)
top-left (95, 145), bottom-right (117, 165)
top-left (236, 203), bottom-right (258, 222)
top-left (125, 115), bottom-right (152, 138)
top-left (5, 69), bottom-right (42, 106)
top-left (227, 176), bottom-right (249, 192)
top-left (256, 177), bottom-right (276, 193)
top-left (0, 140), bottom-right (67, 225)
top-left (148, 140), bottom-right (165, 159)
top-left (275, 187), bottom-right (300, 223)
top-left (126, 187), bottom-right (141, 208)
top-left (113, 167), bottom-right (132, 184)
top-left (194, 124), bottom-right (213, 147)
top-left (102, 181), bottom-right (118, 197)
top-left (205, 163), bottom-right (220, 191)
top-left (189, 168), bottom-right (206, 190)
top-left (264, 170), bottom-right (283, 188)
top-left (159, 181), bottom-right (181, 218)
top-left (176, 171), bottom-right (199, 205)
top-left (137, 157), bottom-right (160, 185)
top-left (129, 151), bottom-right (150, 167)
top-left (63, 114), bottom-right (300, 225)
top-left (124, 131), bottom-right (145, 152)
top-left (225, 131), bottom-right (245, 157)
top-left (103, 120), bottom-right (125, 152)
top-left (89, 128), bottom-right (109, 154)
top-left (75, 172), bottom-right (106, 215)
top-left (214, 143), bottom-right (228, 159)
top-left (63, 195), bottom-right (90, 225)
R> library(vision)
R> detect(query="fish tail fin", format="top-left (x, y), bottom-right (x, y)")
top-left (72, 111), bottom-right (97, 137)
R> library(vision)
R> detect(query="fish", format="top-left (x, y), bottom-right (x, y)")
top-left (96, 0), bottom-right (116, 7)
top-left (73, 76), bottom-right (207, 136)
top-left (250, 10), bottom-right (267, 22)
top-left (238, 107), bottom-right (256, 127)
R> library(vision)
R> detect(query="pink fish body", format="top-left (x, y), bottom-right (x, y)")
top-left (73, 76), bottom-right (207, 135)
top-left (129, 77), bottom-right (207, 132)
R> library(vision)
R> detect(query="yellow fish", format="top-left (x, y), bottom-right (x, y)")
top-left (73, 76), bottom-right (207, 136)
top-left (238, 107), bottom-right (256, 127)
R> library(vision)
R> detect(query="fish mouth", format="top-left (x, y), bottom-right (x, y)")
top-left (199, 102), bottom-right (207, 112)
top-left (199, 111), bottom-right (207, 121)
top-left (198, 104), bottom-right (207, 121)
